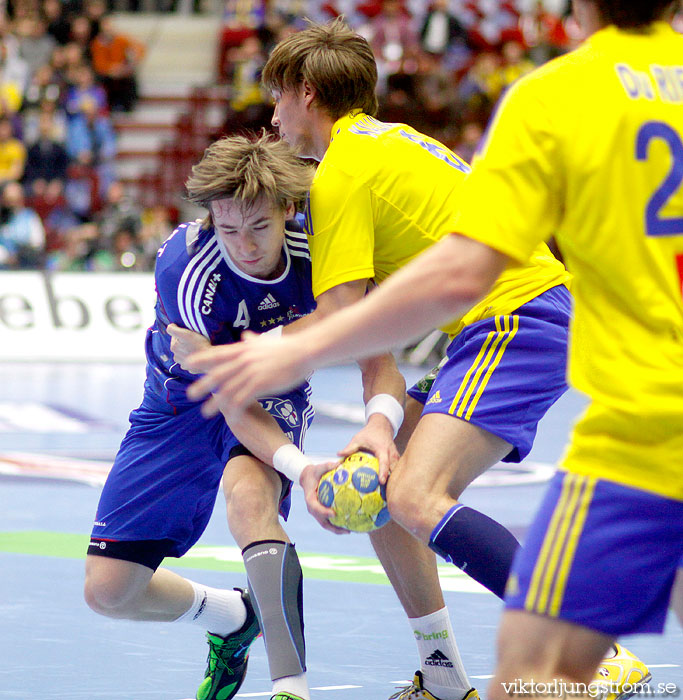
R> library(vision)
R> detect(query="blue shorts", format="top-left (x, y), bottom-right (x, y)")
top-left (407, 285), bottom-right (570, 462)
top-left (90, 387), bottom-right (313, 560)
top-left (505, 471), bottom-right (683, 636)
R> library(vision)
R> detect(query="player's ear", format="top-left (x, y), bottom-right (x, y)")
top-left (284, 200), bottom-right (296, 220)
top-left (301, 79), bottom-right (316, 108)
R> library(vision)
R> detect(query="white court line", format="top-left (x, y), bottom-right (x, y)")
top-left (312, 687), bottom-right (363, 691)
top-left (472, 674), bottom-right (494, 679)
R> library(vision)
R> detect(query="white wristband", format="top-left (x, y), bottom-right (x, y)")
top-left (261, 325), bottom-right (283, 339)
top-left (365, 393), bottom-right (404, 437)
top-left (272, 443), bottom-right (310, 483)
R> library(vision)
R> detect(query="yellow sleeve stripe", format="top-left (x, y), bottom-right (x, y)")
top-left (524, 473), bottom-right (597, 616)
top-left (448, 315), bottom-right (519, 419)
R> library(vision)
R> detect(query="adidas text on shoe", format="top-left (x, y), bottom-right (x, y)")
top-left (389, 670), bottom-right (479, 700)
top-left (196, 588), bottom-right (260, 700)
top-left (592, 643), bottom-right (651, 700)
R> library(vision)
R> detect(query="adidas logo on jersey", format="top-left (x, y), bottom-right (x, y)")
top-left (425, 650), bottom-right (454, 668)
top-left (258, 293), bottom-right (280, 310)
top-left (427, 390), bottom-right (442, 405)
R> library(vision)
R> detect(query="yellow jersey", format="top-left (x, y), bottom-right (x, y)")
top-left (453, 22), bottom-right (683, 500)
top-left (305, 111), bottom-right (570, 337)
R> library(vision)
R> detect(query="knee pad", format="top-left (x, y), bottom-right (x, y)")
top-left (242, 540), bottom-right (305, 680)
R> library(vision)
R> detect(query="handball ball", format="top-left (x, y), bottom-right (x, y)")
top-left (317, 451), bottom-right (390, 533)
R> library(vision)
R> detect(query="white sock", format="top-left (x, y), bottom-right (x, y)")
top-left (174, 580), bottom-right (247, 637)
top-left (272, 673), bottom-right (309, 699)
top-left (410, 607), bottom-right (471, 700)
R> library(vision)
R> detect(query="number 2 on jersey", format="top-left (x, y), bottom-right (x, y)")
top-left (636, 121), bottom-right (683, 237)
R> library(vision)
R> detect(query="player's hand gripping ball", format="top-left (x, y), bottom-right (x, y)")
top-left (317, 451), bottom-right (390, 532)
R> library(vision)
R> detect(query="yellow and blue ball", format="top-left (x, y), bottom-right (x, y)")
top-left (317, 451), bottom-right (390, 533)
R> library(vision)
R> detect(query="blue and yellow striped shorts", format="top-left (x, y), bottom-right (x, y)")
top-left (505, 470), bottom-right (683, 635)
top-left (407, 285), bottom-right (570, 462)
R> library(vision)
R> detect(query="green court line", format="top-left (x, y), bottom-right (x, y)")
top-left (0, 530), bottom-right (486, 593)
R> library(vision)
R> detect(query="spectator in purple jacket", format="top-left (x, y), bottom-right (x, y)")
top-left (64, 62), bottom-right (108, 117)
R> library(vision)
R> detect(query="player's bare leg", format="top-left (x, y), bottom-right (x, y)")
top-left (489, 611), bottom-right (613, 700)
top-left (388, 413), bottom-right (511, 543)
top-left (85, 455), bottom-right (308, 700)
top-left (222, 454), bottom-right (290, 547)
top-left (369, 397), bottom-right (473, 700)
top-left (388, 412), bottom-right (515, 603)
top-left (84, 454), bottom-right (287, 628)
top-left (84, 558), bottom-right (205, 621)
top-left (370, 398), bottom-right (444, 617)
top-left (85, 550), bottom-right (258, 700)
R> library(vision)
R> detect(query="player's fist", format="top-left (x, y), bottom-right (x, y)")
top-left (167, 323), bottom-right (210, 373)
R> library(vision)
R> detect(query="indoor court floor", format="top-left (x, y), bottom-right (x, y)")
top-left (1, 362), bottom-right (681, 699)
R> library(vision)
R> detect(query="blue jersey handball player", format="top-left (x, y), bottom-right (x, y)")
top-left (84, 133), bottom-right (319, 700)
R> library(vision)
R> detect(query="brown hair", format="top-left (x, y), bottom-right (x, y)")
top-left (262, 17), bottom-right (378, 119)
top-left (591, 0), bottom-right (676, 27)
top-left (185, 131), bottom-right (313, 225)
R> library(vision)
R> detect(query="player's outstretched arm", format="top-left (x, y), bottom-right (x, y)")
top-left (185, 278), bottom-right (371, 415)
top-left (188, 235), bottom-right (508, 414)
top-left (186, 330), bottom-right (313, 416)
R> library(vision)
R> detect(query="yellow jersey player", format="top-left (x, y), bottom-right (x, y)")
top-left (187, 17), bottom-right (652, 700)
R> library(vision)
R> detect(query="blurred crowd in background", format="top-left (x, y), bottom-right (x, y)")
top-left (218, 0), bottom-right (578, 151)
top-left (0, 0), bottom-right (158, 272)
top-left (0, 0), bottom-right (681, 272)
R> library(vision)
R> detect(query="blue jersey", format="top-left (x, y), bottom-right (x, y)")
top-left (144, 217), bottom-right (316, 408)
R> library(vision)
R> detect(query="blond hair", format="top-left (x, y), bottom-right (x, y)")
top-left (185, 131), bottom-right (313, 224)
top-left (262, 17), bottom-right (378, 119)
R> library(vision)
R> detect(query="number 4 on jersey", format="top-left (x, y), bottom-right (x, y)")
top-left (234, 300), bottom-right (250, 329)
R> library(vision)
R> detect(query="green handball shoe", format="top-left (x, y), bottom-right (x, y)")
top-left (196, 588), bottom-right (261, 700)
